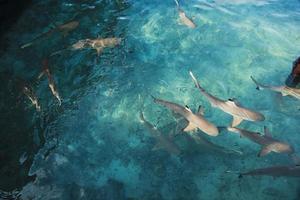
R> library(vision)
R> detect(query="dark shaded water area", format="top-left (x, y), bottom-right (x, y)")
top-left (0, 0), bottom-right (130, 196)
top-left (0, 0), bottom-right (300, 199)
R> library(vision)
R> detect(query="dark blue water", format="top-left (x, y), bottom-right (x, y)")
top-left (0, 0), bottom-right (300, 199)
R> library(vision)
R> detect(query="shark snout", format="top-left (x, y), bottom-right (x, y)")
top-left (256, 113), bottom-right (265, 121)
top-left (272, 143), bottom-right (294, 154)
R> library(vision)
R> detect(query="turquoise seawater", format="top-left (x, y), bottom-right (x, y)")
top-left (0, 0), bottom-right (300, 199)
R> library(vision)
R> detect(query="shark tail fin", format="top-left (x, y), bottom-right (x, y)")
top-left (250, 76), bottom-right (268, 90)
top-left (57, 95), bottom-right (62, 106)
top-left (224, 170), bottom-right (242, 178)
top-left (139, 111), bottom-right (145, 123)
top-left (189, 70), bottom-right (202, 89)
top-left (174, 0), bottom-right (180, 9)
top-left (250, 76), bottom-right (261, 90)
top-left (150, 95), bottom-right (158, 103)
top-left (50, 47), bottom-right (71, 57)
top-left (20, 42), bottom-right (34, 49)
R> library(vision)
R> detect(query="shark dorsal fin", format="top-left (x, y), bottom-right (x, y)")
top-left (263, 126), bottom-right (272, 138)
top-left (227, 98), bottom-right (241, 106)
top-left (185, 105), bottom-right (192, 112)
top-left (254, 132), bottom-right (262, 135)
top-left (197, 105), bottom-right (204, 115)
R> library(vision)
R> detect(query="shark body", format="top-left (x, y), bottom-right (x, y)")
top-left (140, 112), bottom-right (181, 155)
top-left (240, 165), bottom-right (300, 178)
top-left (251, 76), bottom-right (300, 100)
top-left (152, 96), bottom-right (219, 136)
top-left (190, 71), bottom-right (265, 127)
top-left (227, 127), bottom-right (294, 157)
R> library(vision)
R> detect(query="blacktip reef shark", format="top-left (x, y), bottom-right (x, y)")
top-left (189, 71), bottom-right (265, 127)
top-left (21, 20), bottom-right (79, 49)
top-left (239, 165), bottom-right (300, 178)
top-left (188, 132), bottom-right (243, 155)
top-left (39, 59), bottom-right (62, 106)
top-left (174, 0), bottom-right (196, 29)
top-left (227, 126), bottom-right (296, 158)
top-left (51, 37), bottom-right (121, 57)
top-left (139, 112), bottom-right (181, 155)
top-left (20, 81), bottom-right (41, 112)
top-left (152, 96), bottom-right (219, 136)
top-left (251, 76), bottom-right (300, 100)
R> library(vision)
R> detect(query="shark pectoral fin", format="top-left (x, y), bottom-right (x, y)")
top-left (258, 145), bottom-right (272, 157)
top-left (197, 105), bottom-right (204, 115)
top-left (231, 117), bottom-right (243, 127)
top-left (263, 126), bottom-right (272, 138)
top-left (152, 143), bottom-right (163, 151)
top-left (183, 122), bottom-right (198, 132)
top-left (281, 92), bottom-right (288, 96)
top-left (20, 42), bottom-right (33, 49)
top-left (96, 48), bottom-right (103, 56)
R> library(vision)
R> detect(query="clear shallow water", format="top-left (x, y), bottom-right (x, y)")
top-left (0, 0), bottom-right (300, 199)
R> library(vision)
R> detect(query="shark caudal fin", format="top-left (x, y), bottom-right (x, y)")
top-left (56, 95), bottom-right (62, 106)
top-left (224, 170), bottom-right (242, 178)
top-left (150, 95), bottom-right (158, 103)
top-left (250, 76), bottom-right (267, 90)
top-left (20, 42), bottom-right (34, 49)
top-left (174, 0), bottom-right (180, 9)
top-left (139, 111), bottom-right (146, 123)
top-left (189, 70), bottom-right (202, 89)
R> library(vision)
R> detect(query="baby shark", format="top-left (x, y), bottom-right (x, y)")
top-left (174, 0), bottom-right (196, 28)
top-left (21, 82), bottom-right (41, 112)
top-left (71, 37), bottom-right (122, 56)
top-left (51, 37), bottom-right (121, 56)
top-left (39, 59), bottom-right (62, 105)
